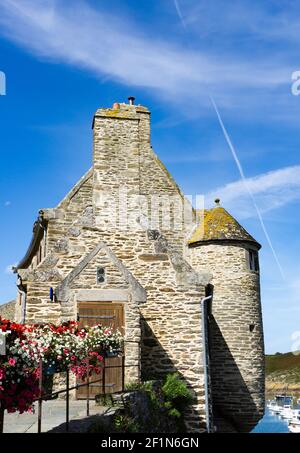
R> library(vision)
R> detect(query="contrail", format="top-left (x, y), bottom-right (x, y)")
top-left (210, 96), bottom-right (285, 280)
top-left (172, 2), bottom-right (285, 280)
top-left (174, 0), bottom-right (186, 29)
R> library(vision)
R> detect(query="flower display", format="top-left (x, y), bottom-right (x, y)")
top-left (0, 317), bottom-right (123, 414)
top-left (0, 318), bottom-right (40, 414)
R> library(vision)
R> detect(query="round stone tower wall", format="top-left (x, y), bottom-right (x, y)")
top-left (189, 241), bottom-right (265, 432)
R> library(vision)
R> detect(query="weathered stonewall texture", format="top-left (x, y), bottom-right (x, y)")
top-left (14, 101), bottom-right (264, 432)
top-left (0, 300), bottom-right (16, 320)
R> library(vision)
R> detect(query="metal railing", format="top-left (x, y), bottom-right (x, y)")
top-left (0, 347), bottom-right (139, 434)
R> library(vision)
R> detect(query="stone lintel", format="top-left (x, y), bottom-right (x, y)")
top-left (76, 289), bottom-right (129, 302)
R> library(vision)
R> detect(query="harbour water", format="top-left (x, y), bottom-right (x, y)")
top-left (252, 407), bottom-right (290, 433)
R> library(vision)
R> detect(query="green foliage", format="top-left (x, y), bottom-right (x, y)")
top-left (266, 352), bottom-right (300, 375)
top-left (95, 394), bottom-right (115, 407)
top-left (114, 414), bottom-right (139, 433)
top-left (168, 408), bottom-right (181, 419)
top-left (125, 380), bottom-right (154, 392)
top-left (123, 373), bottom-right (193, 432)
top-left (90, 373), bottom-right (194, 433)
top-left (162, 373), bottom-right (193, 412)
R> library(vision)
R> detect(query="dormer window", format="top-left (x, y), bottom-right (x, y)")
top-left (247, 249), bottom-right (259, 272)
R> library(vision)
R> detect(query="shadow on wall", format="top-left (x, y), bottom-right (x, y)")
top-left (140, 315), bottom-right (207, 433)
top-left (208, 316), bottom-right (264, 433)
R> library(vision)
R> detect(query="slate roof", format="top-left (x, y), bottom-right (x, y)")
top-left (188, 205), bottom-right (261, 249)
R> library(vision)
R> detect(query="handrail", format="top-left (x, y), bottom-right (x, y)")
top-left (0, 348), bottom-right (140, 434)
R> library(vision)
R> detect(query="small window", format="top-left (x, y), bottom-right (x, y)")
top-left (247, 249), bottom-right (259, 272)
top-left (249, 324), bottom-right (255, 332)
top-left (97, 267), bottom-right (105, 284)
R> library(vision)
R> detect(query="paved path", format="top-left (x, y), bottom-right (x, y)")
top-left (3, 400), bottom-right (106, 433)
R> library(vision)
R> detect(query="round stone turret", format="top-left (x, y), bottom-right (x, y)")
top-left (188, 204), bottom-right (264, 432)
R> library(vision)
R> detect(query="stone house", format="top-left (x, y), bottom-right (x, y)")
top-left (13, 99), bottom-right (264, 432)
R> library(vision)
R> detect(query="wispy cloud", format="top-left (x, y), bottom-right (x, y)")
top-left (4, 201), bottom-right (11, 207)
top-left (174, 0), bottom-right (186, 29)
top-left (177, 0), bottom-right (300, 47)
top-left (0, 0), bottom-right (295, 120)
top-left (209, 96), bottom-right (285, 279)
top-left (206, 165), bottom-right (300, 217)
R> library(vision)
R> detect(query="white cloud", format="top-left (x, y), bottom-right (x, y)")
top-left (0, 0), bottom-right (295, 120)
top-left (206, 165), bottom-right (300, 218)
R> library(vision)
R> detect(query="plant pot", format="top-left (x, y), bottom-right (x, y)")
top-left (44, 363), bottom-right (59, 375)
top-left (105, 351), bottom-right (119, 358)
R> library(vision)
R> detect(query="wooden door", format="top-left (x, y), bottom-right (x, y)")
top-left (76, 302), bottom-right (124, 399)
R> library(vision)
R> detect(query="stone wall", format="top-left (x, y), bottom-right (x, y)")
top-left (0, 300), bottom-right (16, 320)
top-left (189, 241), bottom-right (265, 432)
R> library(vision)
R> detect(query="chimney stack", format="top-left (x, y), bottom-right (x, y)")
top-left (128, 96), bottom-right (135, 106)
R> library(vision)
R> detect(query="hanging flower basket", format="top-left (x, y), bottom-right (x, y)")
top-left (43, 363), bottom-right (60, 375)
top-left (0, 317), bottom-right (123, 414)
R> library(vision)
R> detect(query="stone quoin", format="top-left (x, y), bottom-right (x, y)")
top-left (13, 100), bottom-right (264, 432)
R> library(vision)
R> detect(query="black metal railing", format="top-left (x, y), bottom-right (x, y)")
top-left (0, 342), bottom-right (140, 433)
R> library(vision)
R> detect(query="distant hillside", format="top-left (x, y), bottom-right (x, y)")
top-left (0, 300), bottom-right (15, 320)
top-left (266, 352), bottom-right (300, 390)
top-left (266, 352), bottom-right (300, 374)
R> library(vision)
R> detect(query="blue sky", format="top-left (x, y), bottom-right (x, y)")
top-left (0, 0), bottom-right (300, 353)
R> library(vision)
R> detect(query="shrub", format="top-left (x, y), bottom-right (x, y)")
top-left (90, 373), bottom-right (193, 433)
top-left (162, 373), bottom-right (194, 414)
top-left (114, 414), bottom-right (139, 433)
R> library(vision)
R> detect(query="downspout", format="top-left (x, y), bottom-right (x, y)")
top-left (17, 276), bottom-right (27, 324)
top-left (20, 289), bottom-right (27, 324)
top-left (201, 295), bottom-right (212, 433)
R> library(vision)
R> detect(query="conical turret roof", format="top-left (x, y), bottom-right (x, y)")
top-left (188, 204), bottom-right (261, 249)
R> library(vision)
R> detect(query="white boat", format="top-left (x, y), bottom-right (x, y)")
top-left (280, 405), bottom-right (293, 419)
top-left (289, 424), bottom-right (300, 433)
top-left (267, 400), bottom-right (276, 410)
top-left (269, 394), bottom-right (293, 415)
top-left (269, 403), bottom-right (283, 414)
top-left (291, 409), bottom-right (300, 418)
top-left (288, 414), bottom-right (300, 433)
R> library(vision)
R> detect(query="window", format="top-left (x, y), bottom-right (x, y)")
top-left (247, 249), bottom-right (259, 272)
top-left (97, 267), bottom-right (105, 284)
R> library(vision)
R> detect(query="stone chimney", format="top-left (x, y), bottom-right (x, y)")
top-left (92, 100), bottom-right (151, 228)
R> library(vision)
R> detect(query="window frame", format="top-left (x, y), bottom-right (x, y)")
top-left (247, 248), bottom-right (259, 272)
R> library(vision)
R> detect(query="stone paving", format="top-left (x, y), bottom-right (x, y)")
top-left (3, 400), bottom-right (106, 433)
